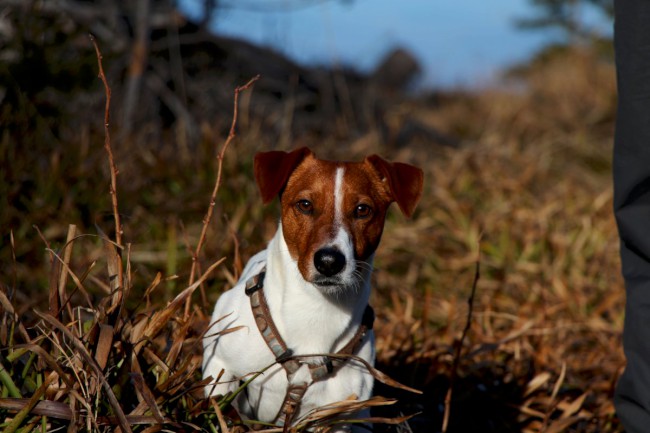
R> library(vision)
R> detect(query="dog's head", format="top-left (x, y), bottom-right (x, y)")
top-left (254, 147), bottom-right (423, 292)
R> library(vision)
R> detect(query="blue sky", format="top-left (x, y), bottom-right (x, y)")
top-left (179, 0), bottom-right (611, 88)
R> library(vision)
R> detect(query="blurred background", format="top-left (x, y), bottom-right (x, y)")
top-left (0, 1), bottom-right (621, 432)
top-left (180, 0), bottom-right (611, 88)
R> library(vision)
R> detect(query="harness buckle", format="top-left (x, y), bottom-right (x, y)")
top-left (362, 305), bottom-right (375, 329)
top-left (276, 348), bottom-right (294, 363)
top-left (245, 271), bottom-right (266, 296)
top-left (324, 357), bottom-right (334, 374)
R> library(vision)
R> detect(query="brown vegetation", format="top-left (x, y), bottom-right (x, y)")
top-left (0, 6), bottom-right (621, 431)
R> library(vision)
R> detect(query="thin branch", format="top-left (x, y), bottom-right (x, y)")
top-left (442, 251), bottom-right (480, 433)
top-left (89, 34), bottom-right (122, 247)
top-left (90, 34), bottom-right (125, 299)
top-left (185, 74), bottom-right (260, 317)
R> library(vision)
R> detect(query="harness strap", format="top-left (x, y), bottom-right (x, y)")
top-left (277, 382), bottom-right (309, 431)
top-left (246, 270), bottom-right (301, 375)
top-left (245, 268), bottom-right (374, 427)
top-left (309, 305), bottom-right (374, 380)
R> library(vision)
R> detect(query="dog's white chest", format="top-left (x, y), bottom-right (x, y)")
top-left (202, 230), bottom-right (375, 424)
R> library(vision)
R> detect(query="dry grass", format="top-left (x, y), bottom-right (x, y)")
top-left (367, 47), bottom-right (620, 432)
top-left (0, 46), bottom-right (622, 432)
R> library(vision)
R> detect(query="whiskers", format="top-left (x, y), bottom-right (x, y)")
top-left (355, 260), bottom-right (374, 274)
top-left (270, 236), bottom-right (373, 301)
top-left (319, 260), bottom-right (372, 301)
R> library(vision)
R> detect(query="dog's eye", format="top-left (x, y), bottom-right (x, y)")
top-left (354, 204), bottom-right (372, 219)
top-left (296, 199), bottom-right (314, 215)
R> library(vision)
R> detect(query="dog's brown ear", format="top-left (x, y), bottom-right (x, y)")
top-left (365, 154), bottom-right (424, 218)
top-left (254, 147), bottom-right (313, 204)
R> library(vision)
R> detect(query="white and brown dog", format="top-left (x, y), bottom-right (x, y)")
top-left (202, 147), bottom-right (423, 430)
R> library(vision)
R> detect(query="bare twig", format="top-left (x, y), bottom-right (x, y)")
top-left (186, 74), bottom-right (260, 317)
top-left (89, 34), bottom-right (122, 249)
top-left (442, 252), bottom-right (480, 433)
top-left (90, 34), bottom-right (125, 319)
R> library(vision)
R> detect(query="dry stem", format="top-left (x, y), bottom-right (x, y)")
top-left (89, 35), bottom-right (123, 249)
top-left (90, 34), bottom-right (125, 312)
top-left (442, 252), bottom-right (480, 433)
top-left (186, 74), bottom-right (260, 317)
top-left (36, 311), bottom-right (133, 433)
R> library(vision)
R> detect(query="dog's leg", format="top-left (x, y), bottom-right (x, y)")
top-left (203, 366), bottom-right (237, 399)
top-left (203, 336), bottom-right (238, 399)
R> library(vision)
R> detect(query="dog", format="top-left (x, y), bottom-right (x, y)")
top-left (202, 147), bottom-right (423, 430)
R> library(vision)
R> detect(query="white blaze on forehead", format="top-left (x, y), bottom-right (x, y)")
top-left (333, 166), bottom-right (354, 278)
top-left (334, 167), bottom-right (344, 225)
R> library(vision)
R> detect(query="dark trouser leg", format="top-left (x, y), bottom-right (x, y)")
top-left (613, 1), bottom-right (650, 432)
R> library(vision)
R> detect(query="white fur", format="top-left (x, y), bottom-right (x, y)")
top-left (334, 167), bottom-right (345, 226)
top-left (202, 225), bottom-right (375, 430)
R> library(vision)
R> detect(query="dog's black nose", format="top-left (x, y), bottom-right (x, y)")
top-left (314, 248), bottom-right (346, 277)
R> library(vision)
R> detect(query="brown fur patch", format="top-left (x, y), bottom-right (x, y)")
top-left (279, 155), bottom-right (394, 281)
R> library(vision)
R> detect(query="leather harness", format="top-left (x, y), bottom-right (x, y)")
top-left (244, 268), bottom-right (375, 429)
